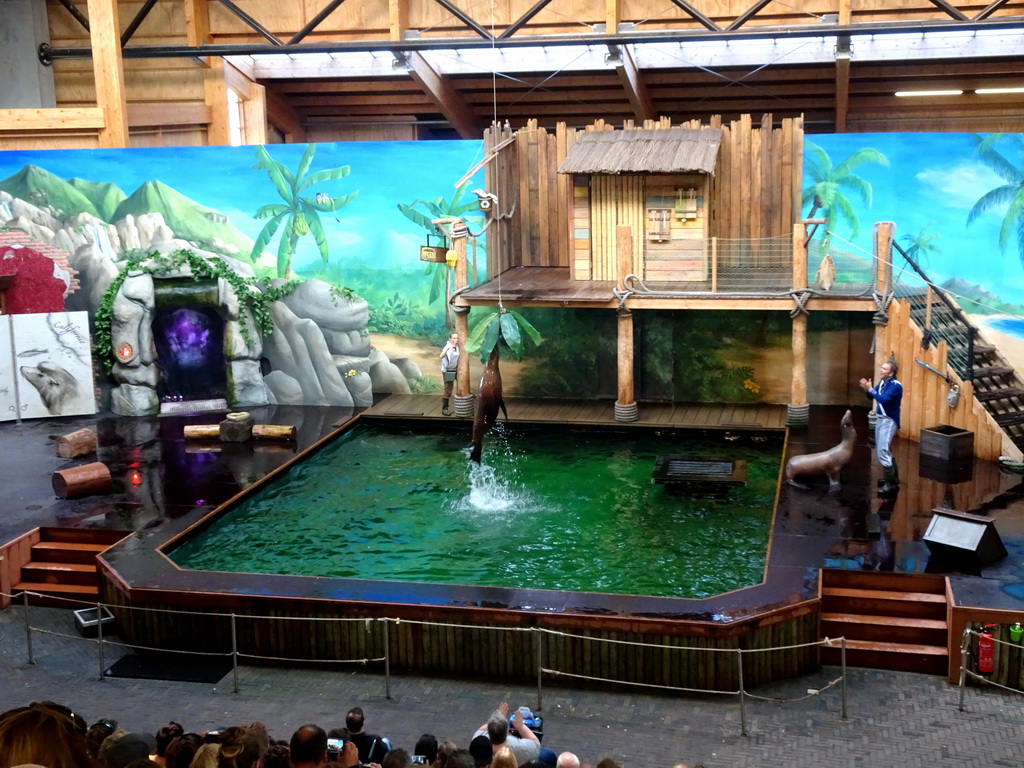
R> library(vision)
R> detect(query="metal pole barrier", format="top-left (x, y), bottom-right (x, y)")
top-left (737, 648), bottom-right (747, 737)
top-left (535, 629), bottom-right (543, 712)
top-left (840, 637), bottom-right (847, 719)
top-left (231, 613), bottom-right (239, 694)
top-left (384, 620), bottom-right (392, 700)
top-left (97, 601), bottom-right (105, 681)
top-left (23, 591), bottom-right (34, 665)
top-left (959, 628), bottom-right (970, 712)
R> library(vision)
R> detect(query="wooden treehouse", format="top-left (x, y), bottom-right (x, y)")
top-left (449, 113), bottom-right (1024, 463)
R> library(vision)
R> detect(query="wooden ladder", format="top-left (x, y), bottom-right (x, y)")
top-left (13, 528), bottom-right (128, 608)
top-left (819, 570), bottom-right (950, 676)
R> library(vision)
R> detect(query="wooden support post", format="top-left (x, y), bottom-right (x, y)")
top-left (453, 234), bottom-right (473, 417)
top-left (87, 0), bottom-right (129, 148)
top-left (615, 225), bottom-right (637, 422)
top-left (711, 237), bottom-right (718, 292)
top-left (874, 222), bottom-right (896, 374)
top-left (789, 223), bottom-right (809, 427)
top-left (205, 57), bottom-right (231, 146)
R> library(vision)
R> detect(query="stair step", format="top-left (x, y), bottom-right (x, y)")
top-left (30, 541), bottom-right (108, 564)
top-left (820, 570), bottom-right (946, 595)
top-left (974, 365), bottom-right (1015, 379)
top-left (993, 411), bottom-right (1024, 428)
top-left (821, 587), bottom-right (946, 603)
top-left (39, 528), bottom-right (127, 546)
top-left (975, 387), bottom-right (1024, 403)
top-left (823, 638), bottom-right (947, 656)
top-left (21, 561), bottom-right (99, 587)
top-left (821, 613), bottom-right (946, 630)
top-left (973, 343), bottom-right (995, 357)
top-left (821, 587), bottom-right (947, 620)
top-left (13, 581), bottom-right (99, 607)
top-left (821, 613), bottom-right (948, 645)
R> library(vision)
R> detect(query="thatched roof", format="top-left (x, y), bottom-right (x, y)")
top-left (557, 128), bottom-right (723, 175)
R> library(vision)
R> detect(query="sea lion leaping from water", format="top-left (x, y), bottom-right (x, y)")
top-left (785, 409), bottom-right (856, 491)
top-left (469, 344), bottom-right (507, 464)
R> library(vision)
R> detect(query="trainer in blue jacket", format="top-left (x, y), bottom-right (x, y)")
top-left (860, 359), bottom-right (903, 496)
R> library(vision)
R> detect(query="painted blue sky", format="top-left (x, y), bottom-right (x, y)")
top-left (0, 140), bottom-right (485, 274)
top-left (806, 132), bottom-right (1024, 306)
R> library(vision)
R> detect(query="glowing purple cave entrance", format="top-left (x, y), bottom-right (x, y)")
top-left (153, 307), bottom-right (226, 402)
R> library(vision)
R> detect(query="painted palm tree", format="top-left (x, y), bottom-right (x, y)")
top-left (802, 141), bottom-right (889, 246)
top-left (397, 180), bottom-right (484, 327)
top-left (900, 222), bottom-right (942, 268)
top-left (967, 133), bottom-right (1024, 265)
top-left (250, 144), bottom-right (358, 278)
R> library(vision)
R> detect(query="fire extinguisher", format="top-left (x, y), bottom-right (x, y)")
top-left (978, 624), bottom-right (997, 675)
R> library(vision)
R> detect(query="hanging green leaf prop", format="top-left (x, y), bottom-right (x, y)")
top-left (466, 307), bottom-right (541, 361)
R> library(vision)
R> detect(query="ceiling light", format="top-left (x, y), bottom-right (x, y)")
top-left (976, 87), bottom-right (1024, 94)
top-left (894, 89), bottom-right (963, 97)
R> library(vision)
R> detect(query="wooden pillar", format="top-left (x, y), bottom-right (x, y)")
top-left (615, 225), bottom-right (638, 421)
top-left (789, 222), bottom-right (809, 427)
top-left (205, 57), bottom-right (231, 146)
top-left (874, 221), bottom-right (895, 374)
top-left (452, 233), bottom-right (473, 417)
top-left (87, 0), bottom-right (128, 148)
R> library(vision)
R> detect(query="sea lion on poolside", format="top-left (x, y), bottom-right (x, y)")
top-left (469, 344), bottom-right (507, 464)
top-left (785, 409), bottom-right (856, 490)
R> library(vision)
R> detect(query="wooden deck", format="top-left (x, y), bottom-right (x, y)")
top-left (454, 267), bottom-right (875, 312)
top-left (364, 394), bottom-right (788, 430)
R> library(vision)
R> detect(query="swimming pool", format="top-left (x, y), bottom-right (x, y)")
top-left (168, 421), bottom-right (782, 598)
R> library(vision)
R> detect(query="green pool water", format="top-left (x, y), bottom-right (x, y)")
top-left (169, 422), bottom-right (782, 598)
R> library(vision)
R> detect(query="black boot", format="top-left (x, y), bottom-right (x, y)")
top-left (877, 460), bottom-right (900, 488)
top-left (442, 398), bottom-right (451, 416)
top-left (878, 464), bottom-right (899, 497)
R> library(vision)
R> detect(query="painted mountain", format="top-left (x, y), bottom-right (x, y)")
top-left (68, 177), bottom-right (127, 221)
top-left (112, 179), bottom-right (255, 259)
top-left (0, 164), bottom-right (257, 263)
top-left (942, 277), bottom-right (1023, 316)
top-left (0, 165), bottom-right (101, 219)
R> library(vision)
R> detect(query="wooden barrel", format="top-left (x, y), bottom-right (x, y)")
top-left (52, 462), bottom-right (112, 499)
top-left (55, 428), bottom-right (98, 459)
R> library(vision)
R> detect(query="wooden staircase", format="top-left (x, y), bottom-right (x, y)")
top-left (904, 282), bottom-right (1024, 452)
top-left (12, 528), bottom-right (128, 607)
top-left (820, 570), bottom-right (950, 676)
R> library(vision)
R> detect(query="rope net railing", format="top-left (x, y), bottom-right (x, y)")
top-left (3, 589), bottom-right (848, 735)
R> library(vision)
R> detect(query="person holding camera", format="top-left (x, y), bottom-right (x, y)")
top-left (471, 702), bottom-right (540, 766)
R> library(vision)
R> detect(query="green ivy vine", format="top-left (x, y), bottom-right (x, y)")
top-left (94, 248), bottom-right (299, 372)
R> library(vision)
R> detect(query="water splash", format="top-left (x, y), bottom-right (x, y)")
top-left (460, 422), bottom-right (535, 513)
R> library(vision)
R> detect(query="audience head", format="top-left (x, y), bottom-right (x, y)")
top-left (469, 735), bottom-right (492, 767)
top-left (290, 724), bottom-right (328, 766)
top-left (491, 748), bottom-right (516, 768)
top-left (434, 739), bottom-right (458, 768)
top-left (164, 734), bottom-right (204, 768)
top-left (245, 723), bottom-right (270, 758)
top-left (156, 723), bottom-right (185, 759)
top-left (413, 734), bottom-right (437, 764)
top-left (485, 713), bottom-right (508, 746)
top-left (0, 701), bottom-right (96, 768)
top-left (447, 751), bottom-right (476, 768)
top-left (344, 708), bottom-right (365, 734)
top-left (101, 731), bottom-right (158, 768)
top-left (217, 726), bottom-right (260, 768)
top-left (124, 760), bottom-right (160, 768)
top-left (595, 761), bottom-right (622, 768)
top-left (261, 743), bottom-right (290, 768)
top-left (556, 754), bottom-right (580, 768)
top-left (381, 748), bottom-right (411, 768)
top-left (87, 719), bottom-right (119, 759)
top-left (188, 743), bottom-right (219, 768)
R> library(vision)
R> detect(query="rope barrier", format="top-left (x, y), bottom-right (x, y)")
top-left (541, 668), bottom-right (740, 696)
top-left (235, 651), bottom-right (385, 665)
top-left (744, 675), bottom-right (844, 703)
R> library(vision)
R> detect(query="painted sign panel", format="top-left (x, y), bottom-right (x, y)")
top-left (8, 311), bottom-right (95, 419)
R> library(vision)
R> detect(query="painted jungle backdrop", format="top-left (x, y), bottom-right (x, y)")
top-left (0, 131), bottom-right (1020, 410)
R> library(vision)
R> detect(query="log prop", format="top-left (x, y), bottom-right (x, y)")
top-left (55, 428), bottom-right (98, 459)
top-left (183, 424), bottom-right (297, 441)
top-left (52, 462), bottom-right (112, 499)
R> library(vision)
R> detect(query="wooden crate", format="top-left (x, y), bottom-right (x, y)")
top-left (920, 425), bottom-right (974, 461)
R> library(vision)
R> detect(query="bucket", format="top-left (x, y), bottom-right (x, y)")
top-left (1010, 623), bottom-right (1023, 643)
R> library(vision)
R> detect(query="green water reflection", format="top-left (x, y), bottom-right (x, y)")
top-left (169, 423), bottom-right (782, 598)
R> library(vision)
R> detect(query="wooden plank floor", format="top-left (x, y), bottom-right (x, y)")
top-left (364, 394), bottom-right (787, 430)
